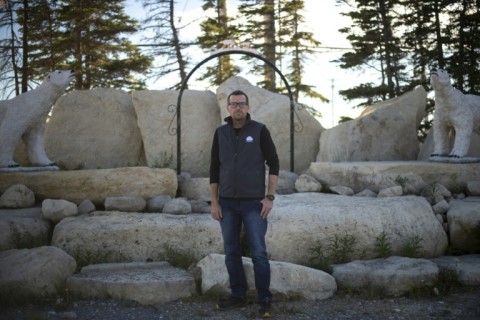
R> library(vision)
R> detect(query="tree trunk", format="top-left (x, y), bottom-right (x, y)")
top-left (263, 0), bottom-right (276, 91)
top-left (6, 2), bottom-right (19, 95)
top-left (170, 0), bottom-right (187, 89)
top-left (21, 0), bottom-right (28, 93)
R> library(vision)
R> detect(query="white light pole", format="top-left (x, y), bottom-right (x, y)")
top-left (331, 79), bottom-right (335, 127)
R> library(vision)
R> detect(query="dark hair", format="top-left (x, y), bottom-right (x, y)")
top-left (227, 90), bottom-right (249, 106)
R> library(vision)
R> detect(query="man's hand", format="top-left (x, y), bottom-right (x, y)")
top-left (211, 202), bottom-right (222, 221)
top-left (260, 198), bottom-right (273, 219)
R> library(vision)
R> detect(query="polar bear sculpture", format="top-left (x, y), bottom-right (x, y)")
top-left (0, 70), bottom-right (75, 168)
top-left (430, 68), bottom-right (480, 158)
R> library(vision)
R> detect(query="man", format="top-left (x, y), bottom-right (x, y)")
top-left (210, 90), bottom-right (279, 317)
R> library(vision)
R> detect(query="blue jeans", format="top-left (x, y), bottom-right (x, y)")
top-left (219, 198), bottom-right (272, 302)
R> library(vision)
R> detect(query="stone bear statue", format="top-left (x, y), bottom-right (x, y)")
top-left (430, 68), bottom-right (480, 158)
top-left (0, 70), bottom-right (75, 168)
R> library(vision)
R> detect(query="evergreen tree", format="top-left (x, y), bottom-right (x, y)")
top-left (197, 0), bottom-right (239, 86)
top-left (234, 0), bottom-right (324, 106)
top-left (58, 0), bottom-right (151, 90)
top-left (336, 0), bottom-right (407, 107)
top-left (2, 0), bottom-right (152, 94)
top-left (444, 0), bottom-right (480, 93)
top-left (398, 0), bottom-right (447, 140)
top-left (237, 0), bottom-right (277, 90)
top-left (0, 0), bottom-right (22, 98)
top-left (277, 0), bottom-right (327, 103)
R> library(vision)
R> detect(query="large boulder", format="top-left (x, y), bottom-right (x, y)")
top-left (447, 198), bottom-right (480, 253)
top-left (431, 255), bottom-right (480, 286)
top-left (267, 193), bottom-right (447, 264)
top-left (197, 253), bottom-right (337, 300)
top-left (52, 194), bottom-right (447, 266)
top-left (52, 212), bottom-right (223, 262)
top-left (0, 246), bottom-right (76, 299)
top-left (331, 256), bottom-right (439, 296)
top-left (0, 207), bottom-right (51, 251)
top-left (67, 262), bottom-right (196, 305)
top-left (317, 86), bottom-right (426, 162)
top-left (307, 161), bottom-right (480, 194)
top-left (44, 88), bottom-right (145, 169)
top-left (217, 77), bottom-right (324, 173)
top-left (0, 167), bottom-right (177, 206)
top-left (132, 90), bottom-right (219, 177)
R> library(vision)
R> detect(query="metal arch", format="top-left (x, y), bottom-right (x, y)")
top-left (176, 49), bottom-right (296, 174)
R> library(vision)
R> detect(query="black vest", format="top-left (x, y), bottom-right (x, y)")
top-left (218, 119), bottom-right (266, 199)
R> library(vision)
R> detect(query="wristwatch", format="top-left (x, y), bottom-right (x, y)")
top-left (265, 194), bottom-right (275, 201)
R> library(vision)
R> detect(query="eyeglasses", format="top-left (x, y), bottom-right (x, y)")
top-left (228, 102), bottom-right (248, 108)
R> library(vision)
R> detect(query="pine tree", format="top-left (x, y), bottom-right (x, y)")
top-left (444, 0), bottom-right (480, 93)
top-left (237, 0), bottom-right (277, 90)
top-left (0, 0), bottom-right (22, 98)
top-left (336, 0), bottom-right (407, 106)
top-left (5, 0), bottom-right (152, 93)
top-left (197, 0), bottom-right (239, 86)
top-left (277, 0), bottom-right (327, 103)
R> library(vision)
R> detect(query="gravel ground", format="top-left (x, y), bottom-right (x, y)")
top-left (1, 287), bottom-right (479, 320)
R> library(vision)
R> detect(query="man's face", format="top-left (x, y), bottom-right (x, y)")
top-left (227, 94), bottom-right (249, 121)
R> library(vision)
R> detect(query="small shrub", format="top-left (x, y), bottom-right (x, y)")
top-left (374, 231), bottom-right (392, 258)
top-left (394, 175), bottom-right (409, 188)
top-left (308, 232), bottom-right (358, 272)
top-left (400, 235), bottom-right (423, 258)
top-left (308, 242), bottom-right (331, 272)
top-left (329, 233), bottom-right (357, 264)
top-left (163, 244), bottom-right (197, 270)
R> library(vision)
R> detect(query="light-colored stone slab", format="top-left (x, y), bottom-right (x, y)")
top-left (197, 253), bottom-right (337, 300)
top-left (267, 193), bottom-right (447, 263)
top-left (67, 262), bottom-right (195, 305)
top-left (307, 161), bottom-right (480, 194)
top-left (52, 194), bottom-right (447, 266)
top-left (332, 256), bottom-right (439, 296)
top-left (0, 167), bottom-right (177, 206)
top-left (52, 212), bottom-right (223, 262)
top-left (431, 255), bottom-right (480, 286)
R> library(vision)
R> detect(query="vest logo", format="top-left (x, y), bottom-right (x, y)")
top-left (245, 136), bottom-right (254, 143)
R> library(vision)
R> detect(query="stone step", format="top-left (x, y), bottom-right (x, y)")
top-left (66, 261), bottom-right (196, 305)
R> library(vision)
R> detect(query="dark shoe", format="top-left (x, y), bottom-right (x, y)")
top-left (258, 299), bottom-right (272, 318)
top-left (216, 295), bottom-right (247, 310)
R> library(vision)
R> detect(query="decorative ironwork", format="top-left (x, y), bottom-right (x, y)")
top-left (175, 48), bottom-right (297, 173)
top-left (167, 104), bottom-right (177, 136)
top-left (294, 103), bottom-right (306, 133)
